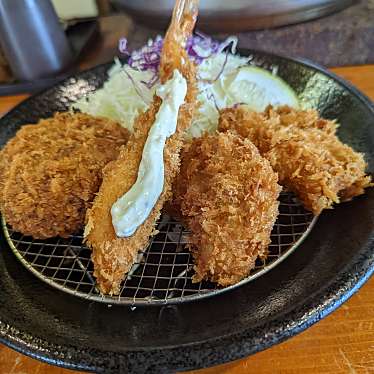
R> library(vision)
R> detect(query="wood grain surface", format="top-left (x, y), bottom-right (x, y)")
top-left (0, 15), bottom-right (373, 374)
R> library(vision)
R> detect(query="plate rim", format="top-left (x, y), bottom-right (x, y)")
top-left (0, 48), bottom-right (373, 373)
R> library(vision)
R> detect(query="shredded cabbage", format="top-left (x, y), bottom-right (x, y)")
top-left (73, 34), bottom-right (299, 137)
top-left (190, 52), bottom-right (250, 138)
top-left (73, 59), bottom-right (156, 132)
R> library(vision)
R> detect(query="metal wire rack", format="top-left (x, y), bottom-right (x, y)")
top-left (2, 192), bottom-right (317, 305)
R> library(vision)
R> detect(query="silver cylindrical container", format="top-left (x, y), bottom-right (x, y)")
top-left (0, 0), bottom-right (73, 81)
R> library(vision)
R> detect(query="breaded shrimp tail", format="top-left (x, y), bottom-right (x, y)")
top-left (84, 0), bottom-right (199, 295)
top-left (219, 105), bottom-right (372, 215)
top-left (172, 132), bottom-right (281, 286)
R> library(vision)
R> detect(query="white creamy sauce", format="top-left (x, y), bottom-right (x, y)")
top-left (111, 69), bottom-right (187, 237)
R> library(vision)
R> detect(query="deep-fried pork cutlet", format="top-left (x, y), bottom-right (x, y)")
top-left (219, 105), bottom-right (372, 215)
top-left (0, 112), bottom-right (128, 239)
top-left (84, 0), bottom-right (199, 295)
top-left (171, 131), bottom-right (281, 286)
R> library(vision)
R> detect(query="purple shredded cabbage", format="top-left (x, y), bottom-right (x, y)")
top-left (118, 33), bottom-right (236, 88)
top-left (233, 102), bottom-right (246, 109)
top-left (120, 66), bottom-right (149, 104)
top-left (119, 38), bottom-right (128, 55)
top-left (206, 92), bottom-right (220, 111)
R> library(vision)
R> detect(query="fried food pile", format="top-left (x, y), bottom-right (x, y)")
top-left (0, 0), bottom-right (371, 293)
top-left (172, 131), bottom-right (281, 285)
top-left (0, 101), bottom-right (371, 291)
top-left (219, 105), bottom-right (372, 215)
top-left (0, 112), bottom-right (128, 239)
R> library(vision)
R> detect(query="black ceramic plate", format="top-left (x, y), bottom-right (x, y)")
top-left (0, 50), bottom-right (373, 374)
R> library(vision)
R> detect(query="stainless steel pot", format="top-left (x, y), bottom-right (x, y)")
top-left (112, 0), bottom-right (354, 31)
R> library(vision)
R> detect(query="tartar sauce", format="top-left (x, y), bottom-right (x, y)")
top-left (111, 69), bottom-right (187, 237)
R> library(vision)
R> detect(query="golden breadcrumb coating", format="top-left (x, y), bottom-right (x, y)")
top-left (84, 94), bottom-right (196, 294)
top-left (84, 0), bottom-right (199, 295)
top-left (219, 105), bottom-right (372, 215)
top-left (172, 132), bottom-right (281, 286)
top-left (0, 112), bottom-right (129, 239)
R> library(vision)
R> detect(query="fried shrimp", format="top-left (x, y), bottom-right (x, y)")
top-left (0, 112), bottom-right (129, 239)
top-left (219, 105), bottom-right (372, 215)
top-left (84, 0), bottom-right (199, 295)
top-left (171, 132), bottom-right (281, 286)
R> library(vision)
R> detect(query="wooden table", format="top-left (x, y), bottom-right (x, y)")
top-left (0, 15), bottom-right (374, 374)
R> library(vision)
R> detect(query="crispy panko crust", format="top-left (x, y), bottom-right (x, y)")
top-left (172, 132), bottom-right (281, 286)
top-left (219, 105), bottom-right (372, 215)
top-left (84, 0), bottom-right (199, 295)
top-left (0, 112), bottom-right (129, 239)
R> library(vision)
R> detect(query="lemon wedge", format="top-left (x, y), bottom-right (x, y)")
top-left (220, 65), bottom-right (299, 111)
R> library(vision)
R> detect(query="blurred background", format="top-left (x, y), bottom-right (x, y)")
top-left (0, 0), bottom-right (373, 94)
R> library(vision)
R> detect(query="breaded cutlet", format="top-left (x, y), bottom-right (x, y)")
top-left (171, 131), bottom-right (281, 286)
top-left (0, 112), bottom-right (129, 239)
top-left (219, 105), bottom-right (372, 215)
